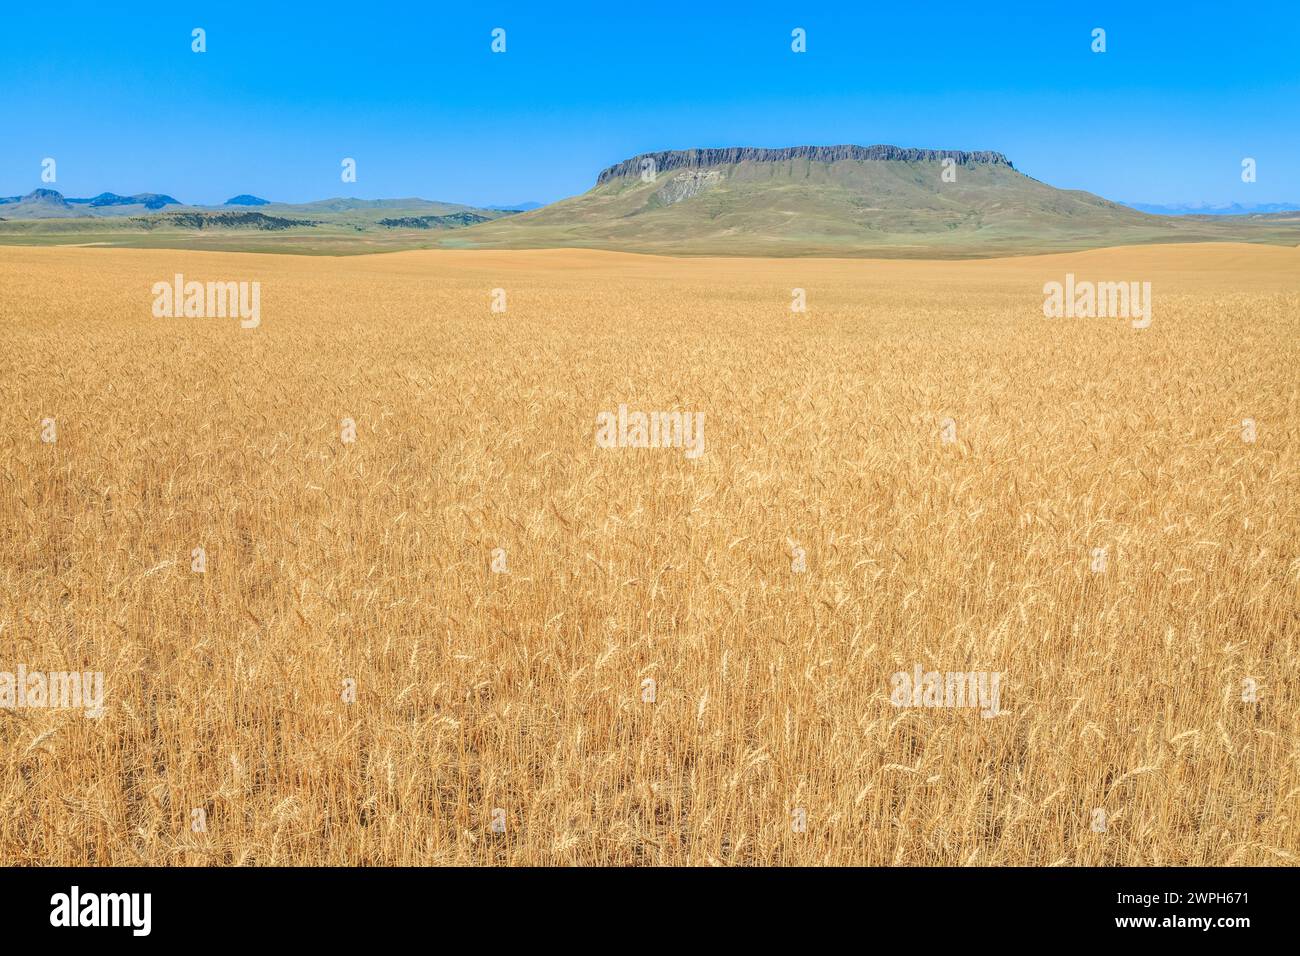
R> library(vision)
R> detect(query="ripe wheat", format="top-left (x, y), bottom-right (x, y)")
top-left (0, 243), bottom-right (1296, 865)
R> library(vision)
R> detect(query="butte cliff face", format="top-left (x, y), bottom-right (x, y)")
top-left (595, 144), bottom-right (1015, 185)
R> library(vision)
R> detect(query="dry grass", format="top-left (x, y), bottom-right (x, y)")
top-left (0, 242), bottom-right (1296, 866)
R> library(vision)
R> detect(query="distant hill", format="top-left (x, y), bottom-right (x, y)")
top-left (0, 189), bottom-right (180, 217)
top-left (0, 189), bottom-right (80, 218)
top-left (289, 197), bottom-right (475, 213)
top-left (376, 212), bottom-right (493, 229)
top-left (446, 145), bottom-right (1300, 257)
top-left (225, 194), bottom-right (270, 206)
top-left (487, 201), bottom-right (545, 211)
top-left (66, 192), bottom-right (180, 209)
top-left (137, 211), bottom-right (321, 230)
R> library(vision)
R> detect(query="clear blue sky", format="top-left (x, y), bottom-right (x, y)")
top-left (2, 1), bottom-right (1296, 207)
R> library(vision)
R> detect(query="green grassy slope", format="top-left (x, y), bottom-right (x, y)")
top-left (443, 150), bottom-right (1300, 257)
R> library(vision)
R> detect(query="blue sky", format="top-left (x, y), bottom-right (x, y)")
top-left (1, 1), bottom-right (1296, 207)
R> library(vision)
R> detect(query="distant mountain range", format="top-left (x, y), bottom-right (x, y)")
top-left (0, 189), bottom-right (269, 217)
top-left (0, 188), bottom-right (524, 252)
top-left (1121, 201), bottom-right (1300, 216)
top-left (0, 189), bottom-right (546, 218)
top-left (0, 188), bottom-right (180, 218)
top-left (3, 150), bottom-right (1299, 256)
top-left (0, 189), bottom-right (516, 224)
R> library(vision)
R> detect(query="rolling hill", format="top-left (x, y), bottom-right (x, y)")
top-left (3, 146), bottom-right (1298, 256)
top-left (0, 191), bottom-right (522, 254)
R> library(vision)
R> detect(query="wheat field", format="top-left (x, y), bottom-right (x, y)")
top-left (0, 242), bottom-right (1296, 866)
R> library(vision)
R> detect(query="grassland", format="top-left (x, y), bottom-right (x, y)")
top-left (0, 199), bottom-right (519, 256)
top-left (447, 158), bottom-right (1300, 257)
top-left (6, 158), bottom-right (1300, 258)
top-left (0, 243), bottom-right (1296, 865)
